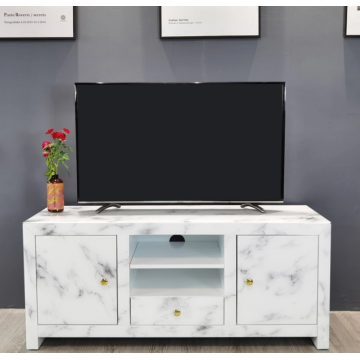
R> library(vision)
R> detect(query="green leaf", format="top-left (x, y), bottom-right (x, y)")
top-left (43, 137), bottom-right (71, 178)
top-left (62, 162), bottom-right (70, 176)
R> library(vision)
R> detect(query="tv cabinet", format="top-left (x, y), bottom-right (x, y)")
top-left (23, 205), bottom-right (331, 350)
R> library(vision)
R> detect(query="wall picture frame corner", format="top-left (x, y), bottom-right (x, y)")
top-left (0, 6), bottom-right (76, 40)
top-left (344, 5), bottom-right (360, 38)
top-left (159, 6), bottom-right (260, 39)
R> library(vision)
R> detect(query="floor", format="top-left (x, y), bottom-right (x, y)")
top-left (0, 310), bottom-right (359, 353)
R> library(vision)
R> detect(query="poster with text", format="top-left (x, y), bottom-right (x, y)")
top-left (344, 6), bottom-right (360, 37)
top-left (0, 6), bottom-right (74, 39)
top-left (160, 6), bottom-right (260, 38)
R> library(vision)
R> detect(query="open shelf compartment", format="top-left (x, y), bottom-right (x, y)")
top-left (130, 241), bottom-right (224, 269)
top-left (130, 268), bottom-right (223, 297)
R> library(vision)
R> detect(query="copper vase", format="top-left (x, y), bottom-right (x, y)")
top-left (47, 175), bottom-right (64, 212)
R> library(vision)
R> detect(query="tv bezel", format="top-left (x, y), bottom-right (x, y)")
top-left (74, 82), bottom-right (286, 205)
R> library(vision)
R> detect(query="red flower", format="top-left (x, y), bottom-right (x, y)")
top-left (58, 133), bottom-right (66, 141)
top-left (46, 128), bottom-right (54, 134)
top-left (51, 132), bottom-right (66, 141)
top-left (43, 152), bottom-right (49, 157)
top-left (42, 141), bottom-right (51, 150)
top-left (63, 128), bottom-right (70, 134)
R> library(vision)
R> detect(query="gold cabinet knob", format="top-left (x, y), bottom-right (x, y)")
top-left (246, 278), bottom-right (253, 286)
top-left (100, 278), bottom-right (108, 286)
top-left (174, 309), bottom-right (181, 317)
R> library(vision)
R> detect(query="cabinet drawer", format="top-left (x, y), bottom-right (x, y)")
top-left (237, 236), bottom-right (318, 325)
top-left (36, 236), bottom-right (117, 325)
top-left (131, 296), bottom-right (223, 325)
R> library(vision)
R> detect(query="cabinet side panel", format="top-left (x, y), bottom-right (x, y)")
top-left (312, 225), bottom-right (331, 349)
top-left (23, 225), bottom-right (43, 349)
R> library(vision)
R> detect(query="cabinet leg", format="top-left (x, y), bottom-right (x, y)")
top-left (311, 336), bottom-right (329, 350)
top-left (26, 335), bottom-right (44, 350)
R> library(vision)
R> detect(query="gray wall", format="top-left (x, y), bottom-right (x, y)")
top-left (0, 6), bottom-right (359, 310)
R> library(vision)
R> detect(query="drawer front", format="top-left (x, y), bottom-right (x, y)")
top-left (36, 236), bottom-right (117, 325)
top-left (131, 296), bottom-right (223, 325)
top-left (237, 236), bottom-right (318, 325)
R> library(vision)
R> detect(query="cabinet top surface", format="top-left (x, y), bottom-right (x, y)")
top-left (24, 205), bottom-right (330, 225)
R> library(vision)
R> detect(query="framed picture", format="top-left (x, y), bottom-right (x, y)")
top-left (160, 6), bottom-right (260, 39)
top-left (344, 6), bottom-right (360, 37)
top-left (0, 6), bottom-right (75, 40)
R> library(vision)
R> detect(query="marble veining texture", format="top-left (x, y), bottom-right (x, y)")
top-left (223, 235), bottom-right (237, 325)
top-left (237, 236), bottom-right (318, 325)
top-left (23, 205), bottom-right (331, 350)
top-left (36, 236), bottom-right (117, 325)
top-left (36, 324), bottom-right (318, 338)
top-left (130, 296), bottom-right (223, 326)
top-left (25, 205), bottom-right (330, 225)
top-left (23, 225), bottom-right (44, 349)
top-left (24, 205), bottom-right (330, 241)
top-left (312, 226), bottom-right (331, 349)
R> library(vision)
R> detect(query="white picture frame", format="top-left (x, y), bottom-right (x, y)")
top-left (344, 6), bottom-right (360, 37)
top-left (160, 6), bottom-right (260, 39)
top-left (0, 6), bottom-right (75, 39)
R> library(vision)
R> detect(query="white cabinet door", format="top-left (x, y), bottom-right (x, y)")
top-left (36, 236), bottom-right (117, 325)
top-left (237, 236), bottom-right (318, 325)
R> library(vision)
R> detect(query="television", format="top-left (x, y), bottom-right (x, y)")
top-left (75, 82), bottom-right (285, 209)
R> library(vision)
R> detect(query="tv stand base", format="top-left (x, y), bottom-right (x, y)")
top-left (95, 204), bottom-right (121, 214)
top-left (241, 203), bottom-right (266, 213)
top-left (23, 205), bottom-right (331, 350)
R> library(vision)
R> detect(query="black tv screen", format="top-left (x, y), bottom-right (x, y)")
top-left (75, 83), bottom-right (285, 204)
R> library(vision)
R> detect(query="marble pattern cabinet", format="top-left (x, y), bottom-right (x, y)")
top-left (36, 236), bottom-right (118, 325)
top-left (23, 205), bottom-right (331, 350)
top-left (237, 236), bottom-right (318, 325)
